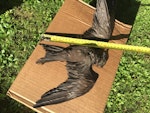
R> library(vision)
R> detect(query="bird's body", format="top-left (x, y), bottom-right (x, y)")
top-left (33, 0), bottom-right (116, 108)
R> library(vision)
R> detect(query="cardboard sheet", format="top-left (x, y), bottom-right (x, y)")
top-left (7, 0), bottom-right (132, 113)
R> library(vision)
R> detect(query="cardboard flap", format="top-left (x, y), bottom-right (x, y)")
top-left (46, 0), bottom-right (95, 34)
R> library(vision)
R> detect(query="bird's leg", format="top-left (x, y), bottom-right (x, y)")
top-left (96, 49), bottom-right (109, 67)
top-left (36, 57), bottom-right (52, 64)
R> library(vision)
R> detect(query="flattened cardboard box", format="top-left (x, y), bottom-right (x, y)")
top-left (7, 0), bottom-right (132, 113)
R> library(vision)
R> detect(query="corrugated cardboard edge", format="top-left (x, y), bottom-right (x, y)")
top-left (78, 0), bottom-right (96, 9)
top-left (7, 90), bottom-right (53, 113)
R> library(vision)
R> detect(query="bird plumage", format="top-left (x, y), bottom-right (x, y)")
top-left (33, 0), bottom-right (115, 108)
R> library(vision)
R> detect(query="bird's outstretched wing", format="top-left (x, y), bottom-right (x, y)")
top-left (83, 0), bottom-right (115, 40)
top-left (33, 61), bottom-right (98, 108)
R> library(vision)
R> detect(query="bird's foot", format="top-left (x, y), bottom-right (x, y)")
top-left (96, 49), bottom-right (109, 67)
top-left (36, 58), bottom-right (46, 64)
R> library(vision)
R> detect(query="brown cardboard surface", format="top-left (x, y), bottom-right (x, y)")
top-left (7, 0), bottom-right (132, 113)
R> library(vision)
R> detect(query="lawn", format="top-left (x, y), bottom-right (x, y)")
top-left (0, 0), bottom-right (150, 113)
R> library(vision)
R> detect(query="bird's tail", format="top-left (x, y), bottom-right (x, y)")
top-left (36, 44), bottom-right (67, 64)
top-left (39, 43), bottom-right (64, 53)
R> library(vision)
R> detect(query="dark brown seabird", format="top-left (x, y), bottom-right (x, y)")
top-left (33, 0), bottom-right (116, 108)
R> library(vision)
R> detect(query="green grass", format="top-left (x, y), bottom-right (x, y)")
top-left (105, 0), bottom-right (150, 113)
top-left (0, 0), bottom-right (149, 112)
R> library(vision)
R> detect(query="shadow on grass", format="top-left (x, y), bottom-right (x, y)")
top-left (89, 0), bottom-right (141, 25)
top-left (140, 3), bottom-right (150, 6)
top-left (0, 0), bottom-right (23, 14)
top-left (115, 0), bottom-right (141, 25)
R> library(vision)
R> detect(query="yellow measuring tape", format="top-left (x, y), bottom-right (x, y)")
top-left (42, 34), bottom-right (150, 54)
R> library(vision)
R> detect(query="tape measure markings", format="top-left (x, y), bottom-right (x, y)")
top-left (42, 34), bottom-right (150, 54)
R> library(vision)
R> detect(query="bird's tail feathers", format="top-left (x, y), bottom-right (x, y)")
top-left (39, 43), bottom-right (64, 53)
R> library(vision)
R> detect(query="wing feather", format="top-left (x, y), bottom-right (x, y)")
top-left (33, 61), bottom-right (98, 108)
top-left (83, 0), bottom-right (115, 39)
